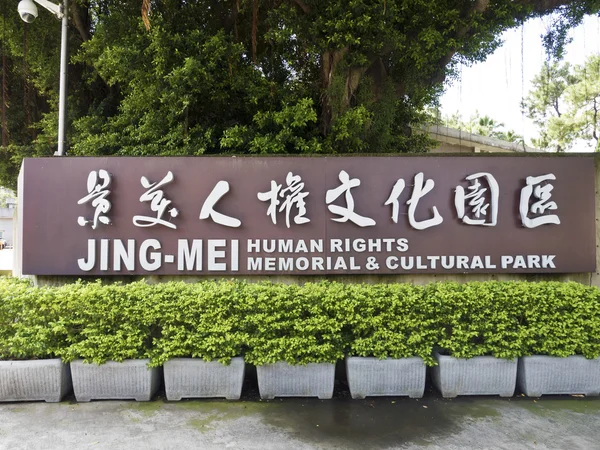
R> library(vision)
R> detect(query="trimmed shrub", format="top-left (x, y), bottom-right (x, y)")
top-left (520, 282), bottom-right (600, 359)
top-left (55, 280), bottom-right (158, 364)
top-left (242, 281), bottom-right (346, 366)
top-left (428, 281), bottom-right (527, 360)
top-left (341, 283), bottom-right (439, 365)
top-left (149, 280), bottom-right (249, 367)
top-left (2, 277), bottom-right (600, 366)
top-left (0, 277), bottom-right (66, 360)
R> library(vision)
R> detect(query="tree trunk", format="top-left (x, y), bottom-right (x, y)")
top-left (1, 52), bottom-right (8, 147)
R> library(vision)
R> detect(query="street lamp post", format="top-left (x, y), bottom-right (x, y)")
top-left (18, 0), bottom-right (67, 156)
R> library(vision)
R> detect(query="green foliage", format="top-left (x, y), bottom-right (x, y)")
top-left (430, 282), bottom-right (527, 360)
top-left (242, 281), bottom-right (346, 365)
top-left (3, 278), bottom-right (600, 365)
top-left (220, 99), bottom-right (323, 154)
top-left (0, 277), bottom-right (65, 360)
top-left (340, 284), bottom-right (439, 365)
top-left (149, 281), bottom-right (249, 367)
top-left (524, 55), bottom-right (600, 152)
top-left (520, 282), bottom-right (600, 358)
top-left (54, 280), bottom-right (158, 364)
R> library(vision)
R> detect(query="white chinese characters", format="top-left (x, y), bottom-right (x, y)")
top-left (385, 172), bottom-right (443, 230)
top-left (200, 181), bottom-right (241, 228)
top-left (78, 169), bottom-right (562, 231)
top-left (520, 174), bottom-right (560, 228)
top-left (455, 173), bottom-right (499, 226)
top-left (258, 172), bottom-right (310, 228)
top-left (77, 170), bottom-right (112, 229)
top-left (133, 171), bottom-right (179, 229)
top-left (326, 170), bottom-right (376, 227)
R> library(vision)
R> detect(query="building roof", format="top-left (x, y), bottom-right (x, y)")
top-left (427, 125), bottom-right (541, 153)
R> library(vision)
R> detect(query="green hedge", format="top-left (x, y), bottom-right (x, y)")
top-left (1, 278), bottom-right (600, 365)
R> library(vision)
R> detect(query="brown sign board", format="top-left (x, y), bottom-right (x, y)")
top-left (20, 156), bottom-right (596, 276)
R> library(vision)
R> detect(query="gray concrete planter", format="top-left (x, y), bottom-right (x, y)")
top-left (256, 362), bottom-right (335, 399)
top-left (518, 355), bottom-right (600, 397)
top-left (164, 357), bottom-right (245, 401)
top-left (0, 359), bottom-right (71, 402)
top-left (346, 356), bottom-right (426, 399)
top-left (432, 351), bottom-right (517, 398)
top-left (71, 359), bottom-right (161, 402)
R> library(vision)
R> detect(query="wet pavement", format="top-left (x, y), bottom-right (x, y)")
top-left (1, 380), bottom-right (600, 450)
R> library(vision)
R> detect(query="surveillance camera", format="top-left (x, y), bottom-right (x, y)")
top-left (18, 0), bottom-right (38, 24)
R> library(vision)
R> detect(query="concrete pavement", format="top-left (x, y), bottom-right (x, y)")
top-left (1, 389), bottom-right (600, 449)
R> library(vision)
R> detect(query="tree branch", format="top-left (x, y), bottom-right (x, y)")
top-left (71, 1), bottom-right (90, 42)
top-left (426, 0), bottom-right (491, 85)
top-left (513, 0), bottom-right (573, 14)
top-left (287, 0), bottom-right (310, 14)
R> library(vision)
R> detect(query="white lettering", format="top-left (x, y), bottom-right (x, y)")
top-left (485, 256), bottom-right (496, 269)
top-left (457, 256), bottom-right (469, 270)
top-left (396, 239), bottom-right (409, 252)
top-left (542, 255), bottom-right (556, 269)
top-left (441, 256), bottom-right (454, 270)
top-left (178, 239), bottom-right (202, 271)
top-left (279, 239), bottom-right (293, 253)
top-left (78, 239), bottom-right (96, 272)
top-left (368, 239), bottom-right (381, 253)
top-left (100, 239), bottom-right (110, 271)
top-left (247, 239), bottom-right (260, 252)
top-left (208, 240), bottom-right (227, 271)
top-left (114, 239), bottom-right (135, 271)
top-left (501, 255), bottom-right (514, 269)
top-left (334, 257), bottom-right (348, 270)
top-left (312, 257), bottom-right (325, 271)
top-left (279, 258), bottom-right (294, 271)
top-left (296, 257), bottom-right (310, 271)
top-left (248, 257), bottom-right (262, 271)
top-left (400, 257), bottom-right (414, 270)
top-left (231, 240), bottom-right (239, 271)
top-left (265, 257), bottom-right (276, 271)
top-left (330, 239), bottom-right (343, 252)
top-left (427, 255), bottom-right (440, 269)
top-left (140, 239), bottom-right (162, 271)
top-left (296, 240), bottom-right (308, 253)
top-left (471, 256), bottom-right (484, 270)
top-left (310, 240), bottom-right (323, 253)
top-left (514, 255), bottom-right (527, 269)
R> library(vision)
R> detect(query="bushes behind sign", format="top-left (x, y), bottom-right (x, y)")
top-left (1, 278), bottom-right (600, 364)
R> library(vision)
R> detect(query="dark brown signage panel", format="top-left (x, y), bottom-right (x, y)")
top-left (21, 156), bottom-right (596, 275)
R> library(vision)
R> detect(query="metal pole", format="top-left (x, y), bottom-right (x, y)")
top-left (56, 0), bottom-right (67, 156)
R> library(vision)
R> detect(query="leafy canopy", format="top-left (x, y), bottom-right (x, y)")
top-left (524, 54), bottom-right (600, 151)
top-left (0, 0), bottom-right (598, 187)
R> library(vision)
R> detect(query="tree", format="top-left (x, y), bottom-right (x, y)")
top-left (522, 60), bottom-right (575, 151)
top-left (564, 55), bottom-right (600, 150)
top-left (0, 0), bottom-right (599, 189)
top-left (524, 54), bottom-right (600, 151)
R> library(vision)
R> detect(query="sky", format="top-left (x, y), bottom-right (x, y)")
top-left (439, 14), bottom-right (600, 151)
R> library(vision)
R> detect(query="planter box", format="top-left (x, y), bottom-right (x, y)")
top-left (432, 352), bottom-right (517, 398)
top-left (164, 357), bottom-right (245, 401)
top-left (256, 362), bottom-right (335, 399)
top-left (71, 359), bottom-right (161, 402)
top-left (518, 355), bottom-right (600, 397)
top-left (346, 356), bottom-right (426, 399)
top-left (0, 359), bottom-right (71, 403)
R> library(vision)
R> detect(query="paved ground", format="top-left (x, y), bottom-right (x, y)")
top-left (1, 385), bottom-right (600, 450)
